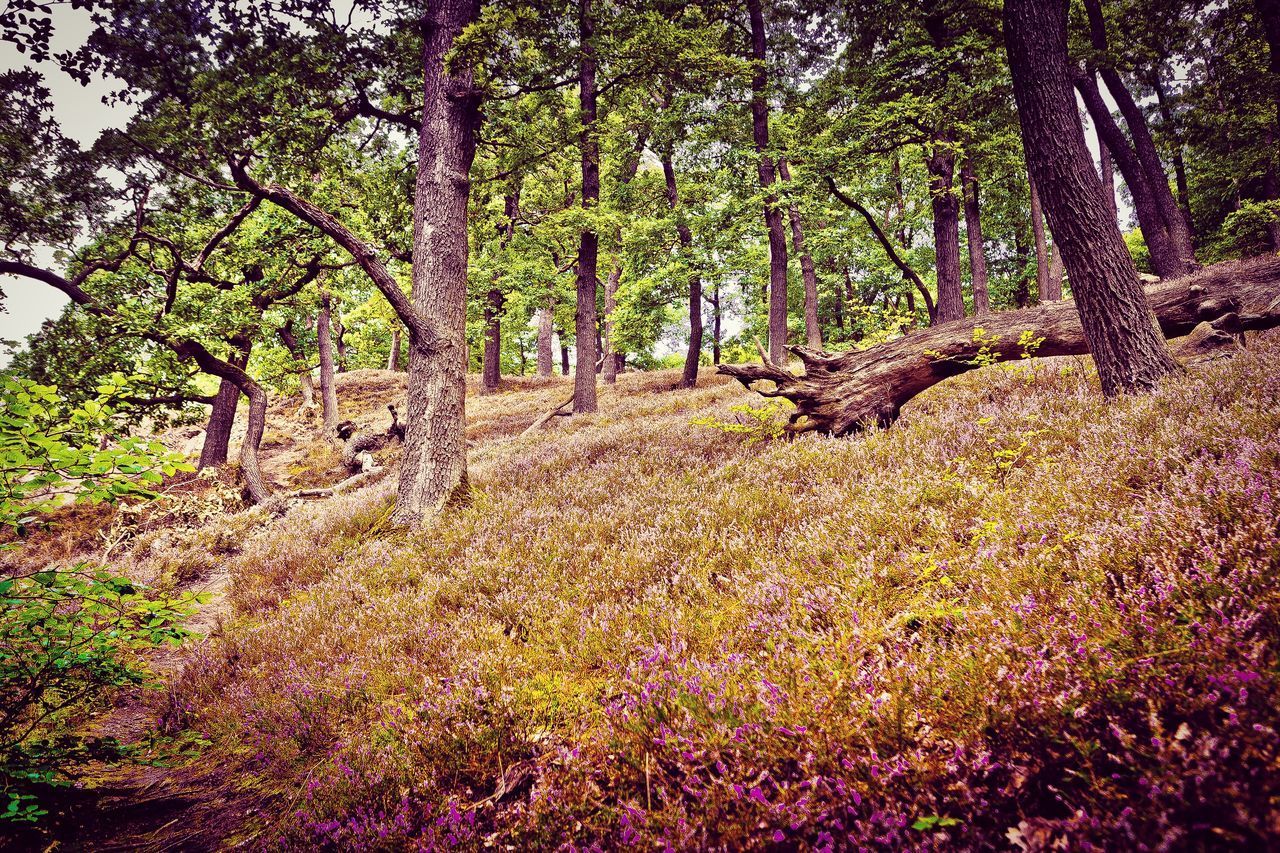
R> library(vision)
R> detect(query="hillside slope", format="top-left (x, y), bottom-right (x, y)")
top-left (14, 339), bottom-right (1280, 849)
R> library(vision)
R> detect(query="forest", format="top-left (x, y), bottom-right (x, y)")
top-left (2, 0), bottom-right (1280, 848)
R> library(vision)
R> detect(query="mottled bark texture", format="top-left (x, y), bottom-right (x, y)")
top-left (720, 257), bottom-right (1280, 434)
top-left (536, 308), bottom-right (554, 377)
top-left (961, 158), bottom-right (990, 315)
top-left (927, 140), bottom-right (965, 323)
top-left (1098, 143), bottom-right (1118, 224)
top-left (573, 0), bottom-right (601, 413)
top-left (1006, 0), bottom-right (1179, 396)
top-left (1029, 174), bottom-right (1051, 303)
top-left (391, 0), bottom-right (482, 525)
top-left (747, 0), bottom-right (790, 363)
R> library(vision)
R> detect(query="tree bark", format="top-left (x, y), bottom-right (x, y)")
top-left (1013, 227), bottom-right (1032, 308)
top-left (573, 0), bottom-right (601, 413)
top-left (927, 139), bottom-right (965, 323)
top-left (559, 330), bottom-right (571, 375)
top-left (747, 0), bottom-right (790, 363)
top-left (317, 290), bottom-right (340, 437)
top-left (481, 287), bottom-right (503, 393)
top-left (198, 339), bottom-right (250, 469)
top-left (1080, 0), bottom-right (1195, 269)
top-left (1045, 241), bottom-right (1065, 301)
top-left (1098, 142), bottom-right (1118, 225)
top-left (278, 319), bottom-right (315, 407)
top-left (1006, 0), bottom-right (1179, 397)
top-left (778, 159), bottom-right (822, 347)
top-left (961, 157), bottom-right (991, 315)
top-left (1255, 0), bottom-right (1280, 250)
top-left (387, 325), bottom-right (402, 371)
top-left (661, 150), bottom-right (703, 389)
top-left (719, 257), bottom-right (1280, 434)
top-left (390, 0), bottom-right (481, 526)
top-left (1029, 174), bottom-right (1051, 303)
top-left (711, 280), bottom-right (722, 365)
top-left (536, 307), bottom-right (554, 377)
top-left (601, 259), bottom-right (622, 383)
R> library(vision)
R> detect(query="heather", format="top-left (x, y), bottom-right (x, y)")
top-left (146, 335), bottom-right (1280, 850)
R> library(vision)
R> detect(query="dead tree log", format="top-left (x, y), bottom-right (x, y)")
top-left (717, 257), bottom-right (1280, 435)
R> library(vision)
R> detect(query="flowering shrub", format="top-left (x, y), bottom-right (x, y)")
top-left (169, 337), bottom-right (1280, 848)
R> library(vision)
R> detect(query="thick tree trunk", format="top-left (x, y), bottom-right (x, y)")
top-left (1006, 0), bottom-right (1179, 397)
top-left (719, 257), bottom-right (1280, 434)
top-left (927, 139), bottom-right (965, 323)
top-left (1029, 174), bottom-right (1051, 303)
top-left (747, 0), bottom-right (790, 363)
top-left (778, 159), bottom-right (822, 348)
top-left (559, 331), bottom-right (571, 376)
top-left (662, 151), bottom-right (703, 389)
top-left (961, 157), bottom-right (991, 315)
top-left (197, 339), bottom-right (249, 469)
top-left (573, 0), bottom-right (601, 413)
top-left (387, 326), bottom-right (402, 371)
top-left (536, 307), bottom-right (554, 377)
top-left (390, 0), bottom-right (481, 526)
top-left (317, 290), bottom-right (340, 437)
top-left (481, 287), bottom-right (503, 394)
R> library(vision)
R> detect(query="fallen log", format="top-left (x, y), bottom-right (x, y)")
top-left (717, 257), bottom-right (1280, 435)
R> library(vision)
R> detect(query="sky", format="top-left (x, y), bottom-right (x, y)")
top-left (0, 10), bottom-right (135, 364)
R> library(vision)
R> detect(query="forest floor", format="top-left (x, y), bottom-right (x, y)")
top-left (6, 332), bottom-right (1280, 850)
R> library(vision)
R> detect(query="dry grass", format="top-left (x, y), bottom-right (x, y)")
top-left (84, 342), bottom-right (1280, 847)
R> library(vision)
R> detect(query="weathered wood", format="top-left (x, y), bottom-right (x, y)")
top-left (717, 258), bottom-right (1280, 436)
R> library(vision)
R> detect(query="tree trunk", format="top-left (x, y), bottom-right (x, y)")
top-left (390, 0), bottom-right (481, 526)
top-left (1256, 0), bottom-right (1280, 251)
top-left (1005, 0), bottom-right (1179, 397)
top-left (317, 290), bottom-right (340, 437)
top-left (747, 0), bottom-right (790, 363)
top-left (1029, 174), bottom-right (1051, 303)
top-left (481, 287), bottom-right (503, 394)
top-left (536, 307), bottom-right (554, 377)
top-left (1080, 0), bottom-right (1195, 269)
top-left (602, 259), bottom-right (622, 383)
top-left (333, 314), bottom-right (348, 373)
top-left (1013, 227), bottom-right (1032, 308)
top-left (197, 339), bottom-right (250, 469)
top-left (1098, 143), bottom-right (1118, 225)
top-left (927, 139), bottom-right (965, 323)
top-left (559, 330), bottom-right (570, 376)
top-left (719, 257), bottom-right (1280, 434)
top-left (662, 150), bottom-right (703, 389)
top-left (573, 0), bottom-right (600, 413)
top-left (387, 325), bottom-right (402, 371)
top-left (278, 319), bottom-right (315, 407)
top-left (711, 280), bottom-right (722, 365)
top-left (778, 158), bottom-right (822, 348)
top-left (1045, 241), bottom-right (1065, 301)
top-left (1149, 73), bottom-right (1193, 233)
top-left (961, 157), bottom-right (991, 315)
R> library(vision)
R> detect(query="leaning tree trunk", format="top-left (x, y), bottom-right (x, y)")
top-left (390, 0), bottom-right (481, 526)
top-left (1006, 0), bottom-right (1179, 397)
top-left (778, 158), bottom-right (822, 348)
top-left (719, 257), bottom-right (1280, 435)
top-left (317, 291), bottom-right (340, 438)
top-left (1098, 143), bottom-right (1118, 225)
top-left (961, 157), bottom-right (991, 315)
top-left (198, 338), bottom-right (251, 469)
top-left (747, 0), bottom-right (790, 363)
top-left (278, 319), bottom-right (315, 408)
top-left (573, 0), bottom-right (601, 413)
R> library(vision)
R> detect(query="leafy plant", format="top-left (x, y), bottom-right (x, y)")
top-left (690, 400), bottom-right (793, 444)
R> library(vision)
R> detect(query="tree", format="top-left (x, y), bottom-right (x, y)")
top-left (1005, 0), bottom-right (1179, 396)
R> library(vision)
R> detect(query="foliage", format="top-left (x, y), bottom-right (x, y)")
top-left (690, 399), bottom-right (793, 444)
